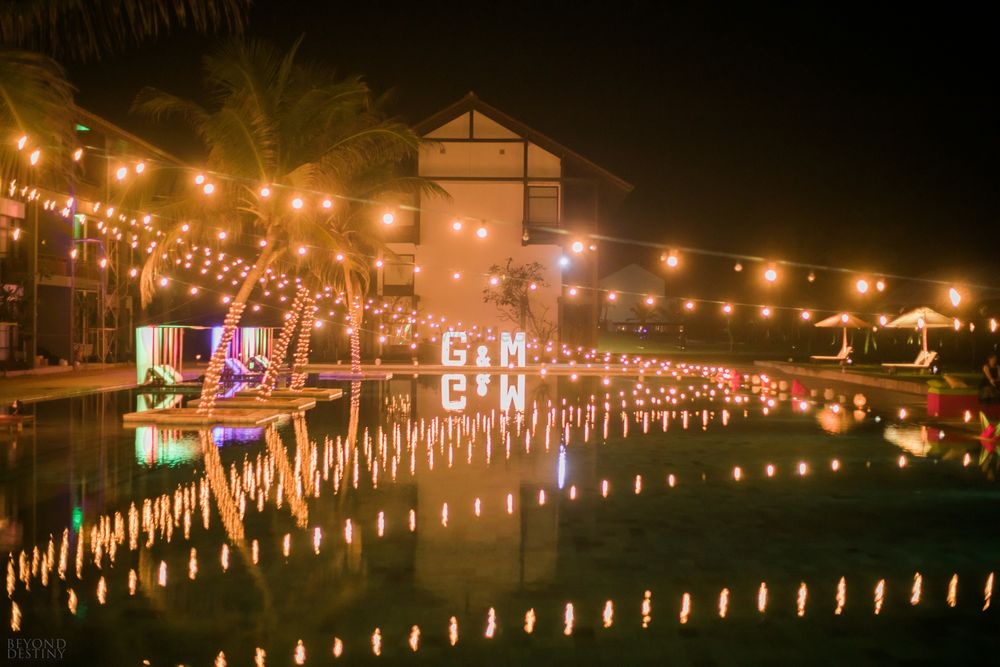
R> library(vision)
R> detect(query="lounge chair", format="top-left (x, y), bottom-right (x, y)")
top-left (811, 346), bottom-right (853, 363)
top-left (247, 355), bottom-right (270, 373)
top-left (221, 358), bottom-right (261, 383)
top-left (882, 350), bottom-right (938, 374)
top-left (144, 364), bottom-right (184, 386)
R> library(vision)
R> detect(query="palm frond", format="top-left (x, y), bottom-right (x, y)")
top-left (0, 49), bottom-right (75, 183)
top-left (0, 0), bottom-right (250, 61)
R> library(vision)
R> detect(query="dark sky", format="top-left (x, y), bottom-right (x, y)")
top-left (67, 1), bottom-right (999, 292)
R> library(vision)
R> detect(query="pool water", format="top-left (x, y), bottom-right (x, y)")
top-left (2, 369), bottom-right (998, 665)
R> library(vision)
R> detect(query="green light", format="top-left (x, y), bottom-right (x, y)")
top-left (74, 124), bottom-right (90, 132)
top-left (72, 506), bottom-right (83, 533)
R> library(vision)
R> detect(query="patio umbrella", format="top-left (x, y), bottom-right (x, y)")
top-left (885, 307), bottom-right (951, 352)
top-left (814, 312), bottom-right (871, 353)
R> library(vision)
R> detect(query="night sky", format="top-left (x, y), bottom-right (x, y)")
top-left (67, 1), bottom-right (999, 292)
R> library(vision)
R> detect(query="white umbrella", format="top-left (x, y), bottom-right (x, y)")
top-left (814, 312), bottom-right (871, 353)
top-left (885, 307), bottom-right (951, 352)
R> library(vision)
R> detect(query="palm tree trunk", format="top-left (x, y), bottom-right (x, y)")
top-left (344, 277), bottom-right (362, 375)
top-left (290, 292), bottom-right (316, 390)
top-left (256, 286), bottom-right (306, 400)
top-left (198, 245), bottom-right (275, 415)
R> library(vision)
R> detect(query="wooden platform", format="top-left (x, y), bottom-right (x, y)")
top-left (315, 371), bottom-right (394, 381)
top-left (187, 396), bottom-right (316, 411)
top-left (122, 407), bottom-right (282, 427)
top-left (234, 388), bottom-right (343, 401)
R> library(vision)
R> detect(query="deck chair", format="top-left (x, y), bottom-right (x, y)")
top-left (221, 358), bottom-right (260, 383)
top-left (247, 355), bottom-right (270, 372)
top-left (882, 350), bottom-right (938, 374)
top-left (144, 364), bottom-right (184, 386)
top-left (811, 346), bottom-right (853, 363)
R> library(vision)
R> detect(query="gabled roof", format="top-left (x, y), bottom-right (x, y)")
top-left (416, 92), bottom-right (633, 193)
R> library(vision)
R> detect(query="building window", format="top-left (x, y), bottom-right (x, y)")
top-left (381, 254), bottom-right (414, 296)
top-left (527, 185), bottom-right (559, 224)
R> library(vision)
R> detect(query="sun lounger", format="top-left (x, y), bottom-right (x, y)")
top-left (144, 364), bottom-right (184, 386)
top-left (221, 358), bottom-right (262, 382)
top-left (811, 346), bottom-right (853, 363)
top-left (882, 350), bottom-right (938, 374)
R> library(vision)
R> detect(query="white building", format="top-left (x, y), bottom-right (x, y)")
top-left (599, 263), bottom-right (667, 326)
top-left (380, 93), bottom-right (631, 349)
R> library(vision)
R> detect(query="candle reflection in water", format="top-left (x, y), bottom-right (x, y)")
top-left (835, 577), bottom-right (846, 614)
top-left (486, 607), bottom-right (498, 637)
top-left (948, 574), bottom-right (958, 607)
top-left (449, 616), bottom-right (459, 646)
top-left (911, 573), bottom-right (922, 605)
top-left (679, 593), bottom-right (691, 624)
top-left (641, 590), bottom-right (652, 628)
top-left (719, 588), bottom-right (729, 618)
top-left (874, 579), bottom-right (885, 614)
top-left (564, 603), bottom-right (574, 635)
top-left (757, 582), bottom-right (767, 613)
top-left (523, 608), bottom-right (535, 634)
top-left (332, 638), bottom-right (343, 658)
top-left (984, 573), bottom-right (994, 611)
top-left (603, 600), bottom-right (614, 627)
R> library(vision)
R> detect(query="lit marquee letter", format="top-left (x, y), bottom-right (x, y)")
top-left (442, 331), bottom-right (467, 366)
top-left (500, 332), bottom-right (526, 368)
top-left (442, 374), bottom-right (467, 411)
top-left (500, 374), bottom-right (525, 412)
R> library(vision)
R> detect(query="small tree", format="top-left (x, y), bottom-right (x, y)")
top-left (482, 258), bottom-right (553, 339)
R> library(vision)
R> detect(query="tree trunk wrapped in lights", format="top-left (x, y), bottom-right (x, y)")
top-left (198, 246), bottom-right (274, 415)
top-left (344, 279), bottom-right (363, 376)
top-left (256, 286), bottom-right (307, 400)
top-left (289, 293), bottom-right (316, 390)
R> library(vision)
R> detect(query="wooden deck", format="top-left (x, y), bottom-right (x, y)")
top-left (122, 408), bottom-right (282, 427)
top-left (186, 396), bottom-right (316, 411)
top-left (233, 388), bottom-right (343, 401)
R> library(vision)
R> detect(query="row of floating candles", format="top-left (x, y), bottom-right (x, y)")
top-left (34, 572), bottom-right (987, 661)
top-left (5, 448), bottom-right (978, 618)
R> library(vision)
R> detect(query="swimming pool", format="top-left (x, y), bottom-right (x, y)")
top-left (2, 367), bottom-right (997, 665)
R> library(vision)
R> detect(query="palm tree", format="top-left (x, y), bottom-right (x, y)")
top-left (1, 0), bottom-right (249, 181)
top-left (130, 38), bottom-right (442, 412)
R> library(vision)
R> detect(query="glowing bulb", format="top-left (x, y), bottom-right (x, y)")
top-left (72, 148), bottom-right (83, 161)
top-left (451, 219), bottom-right (463, 231)
top-left (297, 246), bottom-right (307, 256)
top-left (684, 300), bottom-right (695, 311)
top-left (761, 306), bottom-right (771, 318)
top-left (645, 296), bottom-right (655, 306)
top-left (291, 197), bottom-right (303, 210)
top-left (571, 241), bottom-right (585, 253)
top-left (203, 183), bottom-right (215, 195)
top-left (115, 166), bottom-right (128, 180)
top-left (664, 253), bottom-right (679, 268)
top-left (764, 267), bottom-right (778, 282)
top-left (260, 187), bottom-right (271, 198)
top-left (29, 149), bottom-right (40, 165)
top-left (734, 262), bottom-right (743, 272)
top-left (194, 174), bottom-right (205, 185)
top-left (607, 291), bottom-right (617, 301)
top-left (948, 287), bottom-right (961, 307)
top-left (452, 271), bottom-right (461, 280)
top-left (876, 279), bottom-right (886, 292)
top-left (322, 199), bottom-right (333, 209)
top-left (16, 135), bottom-right (27, 150)
top-left (476, 225), bottom-right (488, 238)
top-left (382, 211), bottom-right (395, 225)
top-left (559, 256), bottom-right (570, 268)
top-left (722, 303), bottom-right (733, 315)
top-left (801, 310), bottom-right (811, 321)
top-left (856, 278), bottom-right (869, 294)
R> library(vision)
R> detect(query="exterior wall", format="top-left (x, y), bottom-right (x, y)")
top-left (411, 110), bottom-right (566, 341)
top-left (414, 181), bottom-right (562, 337)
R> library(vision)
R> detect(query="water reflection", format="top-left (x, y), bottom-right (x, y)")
top-left (0, 367), bottom-right (997, 662)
